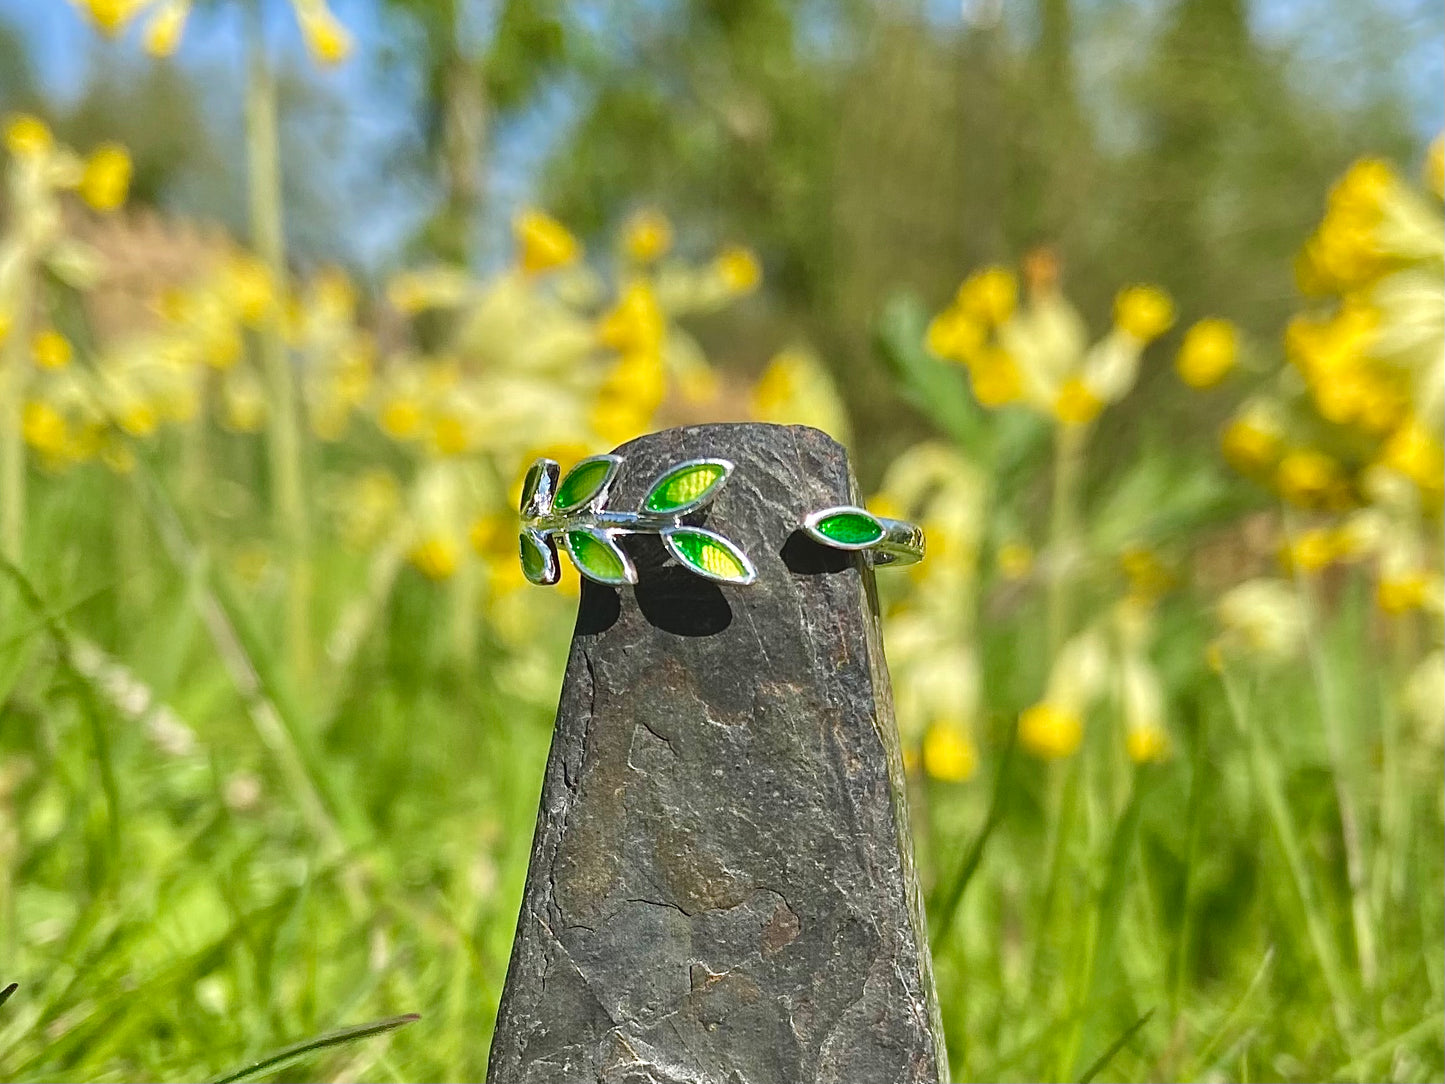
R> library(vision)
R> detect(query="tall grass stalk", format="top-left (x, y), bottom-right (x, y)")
top-left (245, 3), bottom-right (312, 680)
top-left (0, 261), bottom-right (31, 566)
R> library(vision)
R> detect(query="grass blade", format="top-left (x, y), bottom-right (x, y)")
top-left (209, 1013), bottom-right (421, 1084)
top-left (1076, 1008), bottom-right (1155, 1084)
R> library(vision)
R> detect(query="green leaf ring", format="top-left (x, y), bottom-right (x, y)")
top-left (801, 505), bottom-right (925, 567)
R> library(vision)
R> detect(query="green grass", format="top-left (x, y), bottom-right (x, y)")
top-left (1, 460), bottom-right (1441, 1083)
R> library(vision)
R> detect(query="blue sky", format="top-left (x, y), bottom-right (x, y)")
top-left (2, 0), bottom-right (1440, 268)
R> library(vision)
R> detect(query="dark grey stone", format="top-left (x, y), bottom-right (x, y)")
top-left (488, 423), bottom-right (948, 1084)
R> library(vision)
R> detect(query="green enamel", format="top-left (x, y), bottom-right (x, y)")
top-left (518, 461), bottom-right (546, 515)
top-left (812, 510), bottom-right (884, 546)
top-left (553, 457), bottom-right (616, 512)
top-left (667, 529), bottom-right (751, 582)
top-left (644, 461), bottom-right (727, 513)
top-left (519, 532), bottom-right (554, 584)
top-left (567, 530), bottom-right (628, 582)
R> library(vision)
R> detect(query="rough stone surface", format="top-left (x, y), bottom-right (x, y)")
top-left (488, 423), bottom-right (947, 1084)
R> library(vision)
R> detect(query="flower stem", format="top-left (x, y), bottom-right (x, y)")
top-left (1047, 423), bottom-right (1086, 652)
top-left (246, 7), bottom-right (311, 679)
top-left (0, 264), bottom-right (32, 567)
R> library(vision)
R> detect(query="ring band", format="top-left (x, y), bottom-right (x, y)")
top-left (801, 506), bottom-right (925, 567)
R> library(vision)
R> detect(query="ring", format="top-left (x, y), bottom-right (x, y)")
top-left (801, 506), bottom-right (925, 567)
top-left (518, 455), bottom-right (758, 587)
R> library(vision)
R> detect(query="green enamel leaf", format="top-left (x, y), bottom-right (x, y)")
top-left (553, 456), bottom-right (619, 512)
top-left (643, 460), bottom-right (730, 514)
top-left (519, 531), bottom-right (558, 585)
top-left (664, 528), bottom-right (756, 584)
top-left (566, 529), bottom-right (634, 584)
top-left (808, 508), bottom-right (884, 548)
top-left (518, 460), bottom-right (554, 516)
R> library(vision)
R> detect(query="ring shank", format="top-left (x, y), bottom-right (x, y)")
top-left (870, 517), bottom-right (925, 566)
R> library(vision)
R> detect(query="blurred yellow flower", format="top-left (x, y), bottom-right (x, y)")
top-left (1377, 572), bottom-right (1429, 615)
top-left (73, 0), bottom-right (148, 34)
top-left (22, 401), bottom-right (68, 456)
top-left (1175, 318), bottom-right (1238, 388)
top-left (1428, 134), bottom-right (1444, 199)
top-left (514, 209), bottom-right (580, 275)
top-left (926, 307), bottom-right (984, 363)
top-left (143, 0), bottom-right (188, 57)
top-left (1019, 702), bottom-right (1083, 759)
top-left (623, 209), bottom-right (673, 263)
top-left (598, 281), bottom-right (665, 355)
top-left (117, 399), bottom-right (158, 438)
top-left (1276, 448), bottom-right (1343, 507)
top-left (969, 347), bottom-right (1023, 408)
top-left (409, 536), bottom-right (460, 581)
top-left (922, 722), bottom-right (976, 782)
top-left (32, 329), bottom-right (72, 370)
top-left (1053, 375), bottom-right (1102, 426)
top-left (1126, 725), bottom-right (1169, 764)
top-left (749, 347), bottom-right (852, 442)
top-left (79, 143), bottom-right (132, 211)
top-left (1121, 546), bottom-right (1174, 601)
top-left (4, 114), bottom-right (52, 158)
top-left (1280, 527), bottom-right (1336, 574)
top-left (295, 0), bottom-right (352, 65)
top-left (0, 311), bottom-right (11, 345)
top-left (1379, 419), bottom-right (1444, 495)
top-left (379, 397), bottom-right (423, 440)
top-left (221, 368), bottom-right (266, 433)
top-left (715, 245), bottom-right (761, 295)
top-left (1221, 410), bottom-right (1282, 476)
top-left (957, 267), bottom-right (1017, 326)
top-left (1114, 285), bottom-right (1175, 343)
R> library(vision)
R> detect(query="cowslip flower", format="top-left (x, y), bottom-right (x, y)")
top-left (514, 209), bottom-right (580, 275)
top-left (1176, 318), bottom-right (1239, 388)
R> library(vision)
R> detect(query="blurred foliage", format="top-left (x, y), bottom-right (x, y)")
top-left (0, 1), bottom-right (1442, 1082)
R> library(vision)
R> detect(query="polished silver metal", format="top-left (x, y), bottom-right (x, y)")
top-left (801, 505), bottom-right (926, 568)
top-left (519, 454), bottom-right (757, 586)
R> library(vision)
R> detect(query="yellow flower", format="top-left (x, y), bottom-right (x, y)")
top-left (1053, 375), bottom-right (1102, 426)
top-left (1377, 572), bottom-right (1429, 615)
top-left (295, 0), bottom-right (352, 65)
top-left (79, 143), bottom-right (132, 211)
top-left (1379, 419), bottom-right (1444, 494)
top-left (1276, 449), bottom-right (1343, 507)
top-left (1175, 318), bottom-right (1238, 388)
top-left (1279, 527), bottom-right (1336, 574)
top-left (32, 329), bottom-right (73, 370)
top-left (430, 412), bottom-right (472, 457)
top-left (969, 346), bottom-right (1023, 408)
top-left (514, 209), bottom-right (580, 275)
top-left (598, 281), bottom-right (665, 355)
top-left (1221, 412), bottom-right (1281, 475)
top-left (409, 536), bottom-right (459, 581)
top-left (4, 113), bottom-right (52, 158)
top-left (925, 307), bottom-right (984, 363)
top-left (623, 209), bottom-right (673, 263)
top-left (922, 722), bottom-right (977, 782)
top-left (74, 0), bottom-right (147, 35)
top-left (226, 255), bottom-right (276, 326)
top-left (117, 400), bottom-right (158, 437)
top-left (1126, 725), bottom-right (1169, 765)
top-left (1428, 134), bottom-right (1444, 199)
top-left (956, 267), bottom-right (1017, 326)
top-left (715, 245), bottom-right (761, 294)
top-left (22, 401), bottom-right (68, 456)
top-left (997, 540), bottom-right (1034, 581)
top-left (0, 310), bottom-right (11, 345)
top-left (143, 0), bottom-right (189, 57)
top-left (1121, 546), bottom-right (1174, 600)
top-left (1019, 702), bottom-right (1083, 759)
top-left (379, 397), bottom-right (423, 440)
top-left (1114, 285), bottom-right (1175, 343)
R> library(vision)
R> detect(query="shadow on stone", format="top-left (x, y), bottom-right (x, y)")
top-left (781, 528), bottom-right (853, 575)
top-left (634, 563), bottom-right (732, 637)
top-left (575, 580), bottom-right (621, 635)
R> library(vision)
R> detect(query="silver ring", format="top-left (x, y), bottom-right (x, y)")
top-left (801, 506), bottom-right (925, 567)
top-left (518, 455), bottom-right (758, 587)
